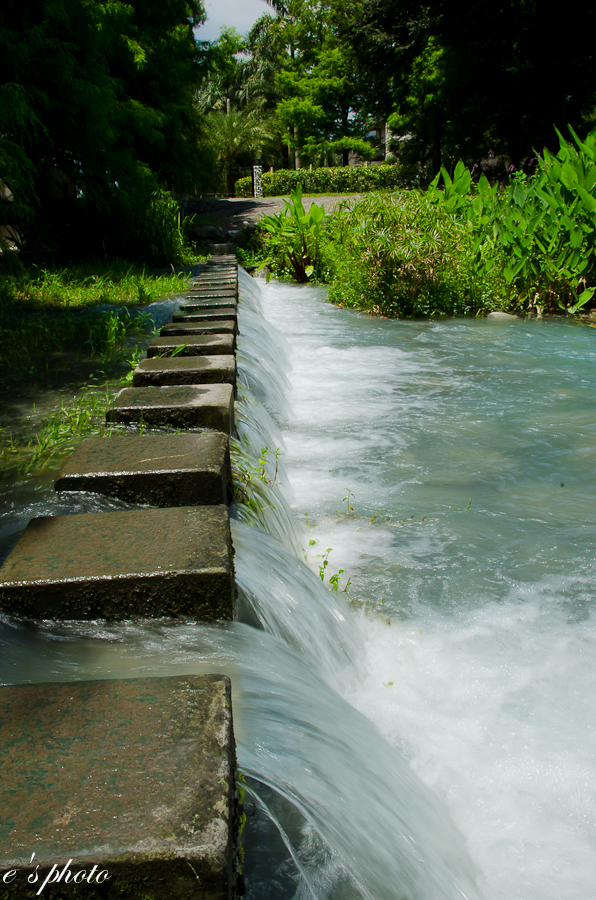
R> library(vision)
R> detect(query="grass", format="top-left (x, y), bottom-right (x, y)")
top-left (322, 191), bottom-right (507, 317)
top-left (0, 258), bottom-right (197, 377)
top-left (0, 384), bottom-right (116, 476)
top-left (0, 255), bottom-right (199, 476)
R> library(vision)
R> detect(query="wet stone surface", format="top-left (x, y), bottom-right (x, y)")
top-left (55, 432), bottom-right (233, 506)
top-left (173, 311), bottom-right (237, 327)
top-left (106, 384), bottom-right (234, 433)
top-left (180, 299), bottom-right (237, 311)
top-left (147, 334), bottom-right (235, 358)
top-left (0, 674), bottom-right (238, 899)
top-left (0, 505), bottom-right (235, 620)
top-left (188, 285), bottom-right (238, 300)
top-left (132, 355), bottom-right (235, 388)
top-left (160, 321), bottom-right (236, 338)
top-left (173, 307), bottom-right (237, 322)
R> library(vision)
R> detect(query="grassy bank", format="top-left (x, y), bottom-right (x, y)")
top-left (0, 257), bottom-right (199, 477)
top-left (0, 259), bottom-right (193, 376)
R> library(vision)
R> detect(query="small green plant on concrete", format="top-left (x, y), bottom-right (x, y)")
top-left (232, 445), bottom-right (280, 506)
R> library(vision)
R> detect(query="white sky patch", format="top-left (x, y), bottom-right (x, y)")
top-left (197, 0), bottom-right (272, 42)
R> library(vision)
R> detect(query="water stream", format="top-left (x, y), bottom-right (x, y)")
top-left (2, 270), bottom-right (595, 898)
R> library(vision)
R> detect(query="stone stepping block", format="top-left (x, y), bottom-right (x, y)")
top-left (186, 291), bottom-right (237, 302)
top-left (132, 355), bottom-right (235, 388)
top-left (0, 674), bottom-right (239, 899)
top-left (173, 308), bottom-right (237, 324)
top-left (0, 505), bottom-right (235, 620)
top-left (189, 284), bottom-right (237, 292)
top-left (160, 321), bottom-right (236, 337)
top-left (106, 384), bottom-right (234, 433)
top-left (55, 432), bottom-right (232, 506)
top-left (147, 333), bottom-right (234, 358)
top-left (180, 299), bottom-right (237, 311)
top-left (185, 289), bottom-right (237, 296)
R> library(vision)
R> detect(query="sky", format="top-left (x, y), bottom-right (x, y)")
top-left (196, 0), bottom-right (272, 42)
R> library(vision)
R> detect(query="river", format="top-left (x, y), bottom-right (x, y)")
top-left (2, 271), bottom-right (596, 899)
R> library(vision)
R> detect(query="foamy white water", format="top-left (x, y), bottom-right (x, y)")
top-left (258, 279), bottom-right (596, 900)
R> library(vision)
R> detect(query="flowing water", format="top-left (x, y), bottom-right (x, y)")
top-left (2, 270), bottom-right (596, 899)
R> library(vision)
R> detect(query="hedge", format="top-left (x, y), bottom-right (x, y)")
top-left (234, 164), bottom-right (405, 197)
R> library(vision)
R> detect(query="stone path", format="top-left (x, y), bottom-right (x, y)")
top-left (0, 256), bottom-right (242, 898)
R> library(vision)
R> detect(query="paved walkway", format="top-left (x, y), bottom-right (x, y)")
top-left (186, 195), bottom-right (362, 234)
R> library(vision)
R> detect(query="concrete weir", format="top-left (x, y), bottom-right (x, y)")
top-left (0, 257), bottom-right (243, 898)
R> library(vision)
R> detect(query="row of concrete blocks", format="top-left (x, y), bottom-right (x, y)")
top-left (0, 257), bottom-right (243, 898)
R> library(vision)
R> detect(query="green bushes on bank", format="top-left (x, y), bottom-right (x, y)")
top-left (324, 192), bottom-right (505, 317)
top-left (426, 128), bottom-right (596, 314)
top-left (235, 164), bottom-right (405, 197)
top-left (252, 127), bottom-right (596, 319)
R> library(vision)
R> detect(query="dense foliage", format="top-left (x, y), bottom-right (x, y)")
top-left (336, 0), bottom-right (596, 175)
top-left (427, 128), bottom-right (596, 314)
top-left (324, 191), bottom-right (502, 316)
top-left (0, 0), bottom-right (212, 262)
top-left (253, 129), bottom-right (596, 319)
top-left (235, 163), bottom-right (406, 196)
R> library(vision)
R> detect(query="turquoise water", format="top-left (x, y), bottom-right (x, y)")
top-left (258, 280), bottom-right (596, 900)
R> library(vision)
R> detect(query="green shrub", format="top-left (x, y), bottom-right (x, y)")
top-left (258, 187), bottom-right (326, 282)
top-left (427, 129), bottom-right (596, 314)
top-left (235, 164), bottom-right (406, 197)
top-left (323, 192), bottom-right (506, 317)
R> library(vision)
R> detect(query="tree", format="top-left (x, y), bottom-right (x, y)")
top-left (0, 0), bottom-right (213, 260)
top-left (247, 0), bottom-right (376, 168)
top-left (336, 0), bottom-right (596, 173)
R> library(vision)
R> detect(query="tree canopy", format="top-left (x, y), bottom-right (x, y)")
top-left (0, 0), bottom-right (213, 259)
top-left (335, 0), bottom-right (596, 174)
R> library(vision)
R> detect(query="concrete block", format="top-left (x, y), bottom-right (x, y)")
top-left (0, 505), bottom-right (235, 620)
top-left (106, 384), bottom-right (234, 432)
top-left (160, 321), bottom-right (236, 338)
top-left (172, 309), bottom-right (237, 325)
top-left (206, 244), bottom-right (236, 255)
top-left (55, 432), bottom-right (232, 506)
top-left (179, 301), bottom-right (237, 312)
top-left (187, 288), bottom-right (237, 297)
top-left (0, 674), bottom-right (239, 899)
top-left (147, 334), bottom-right (235, 358)
top-left (132, 355), bottom-right (235, 388)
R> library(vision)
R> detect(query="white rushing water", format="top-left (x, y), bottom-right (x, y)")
top-left (253, 275), bottom-right (596, 900)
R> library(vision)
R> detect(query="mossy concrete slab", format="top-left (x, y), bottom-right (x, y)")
top-left (0, 505), bottom-right (235, 620)
top-left (187, 289), bottom-right (237, 299)
top-left (172, 309), bottom-right (237, 325)
top-left (147, 334), bottom-right (235, 358)
top-left (55, 432), bottom-right (232, 506)
top-left (180, 300), bottom-right (237, 311)
top-left (0, 674), bottom-right (239, 899)
top-left (160, 321), bottom-right (236, 338)
top-left (106, 384), bottom-right (234, 433)
top-left (132, 355), bottom-right (235, 388)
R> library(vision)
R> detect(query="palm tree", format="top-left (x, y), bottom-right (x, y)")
top-left (204, 109), bottom-right (276, 194)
